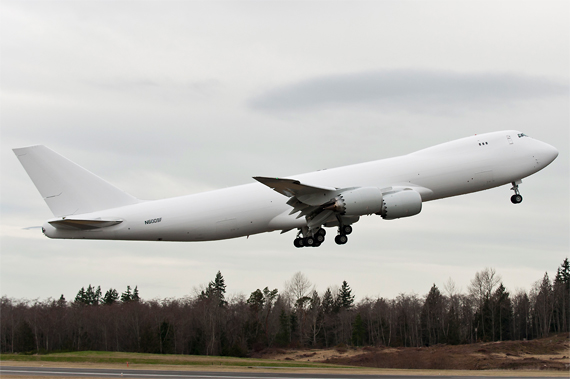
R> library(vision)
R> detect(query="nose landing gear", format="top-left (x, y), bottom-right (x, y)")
top-left (510, 181), bottom-right (523, 204)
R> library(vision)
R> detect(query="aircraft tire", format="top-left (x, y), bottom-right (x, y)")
top-left (342, 225), bottom-right (353, 235)
top-left (294, 238), bottom-right (304, 248)
top-left (317, 228), bottom-right (326, 237)
top-left (315, 234), bottom-right (325, 243)
top-left (303, 237), bottom-right (315, 246)
top-left (335, 235), bottom-right (348, 245)
top-left (511, 194), bottom-right (523, 204)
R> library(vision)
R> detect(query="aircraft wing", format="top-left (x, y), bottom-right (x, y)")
top-left (253, 176), bottom-right (349, 224)
top-left (253, 176), bottom-right (339, 205)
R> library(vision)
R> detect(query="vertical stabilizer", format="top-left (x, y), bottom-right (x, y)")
top-left (13, 146), bottom-right (140, 217)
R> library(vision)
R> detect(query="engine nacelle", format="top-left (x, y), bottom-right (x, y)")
top-left (380, 190), bottom-right (422, 220)
top-left (330, 187), bottom-right (384, 216)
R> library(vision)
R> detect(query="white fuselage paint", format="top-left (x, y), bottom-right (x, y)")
top-left (42, 130), bottom-right (558, 241)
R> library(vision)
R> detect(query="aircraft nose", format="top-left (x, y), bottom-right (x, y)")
top-left (538, 141), bottom-right (559, 166)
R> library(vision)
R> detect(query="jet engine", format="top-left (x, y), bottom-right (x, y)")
top-left (327, 187), bottom-right (384, 216)
top-left (379, 190), bottom-right (422, 220)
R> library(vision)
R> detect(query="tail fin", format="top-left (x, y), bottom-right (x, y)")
top-left (13, 145), bottom-right (140, 217)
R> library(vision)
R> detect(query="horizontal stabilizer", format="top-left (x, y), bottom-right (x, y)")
top-left (48, 218), bottom-right (123, 230)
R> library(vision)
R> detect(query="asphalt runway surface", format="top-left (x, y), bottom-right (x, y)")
top-left (0, 366), bottom-right (562, 379)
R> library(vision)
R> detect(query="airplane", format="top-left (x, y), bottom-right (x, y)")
top-left (13, 130), bottom-right (558, 247)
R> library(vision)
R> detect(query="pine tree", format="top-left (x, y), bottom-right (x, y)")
top-left (74, 287), bottom-right (87, 305)
top-left (57, 294), bottom-right (66, 307)
top-left (493, 283), bottom-right (512, 341)
top-left (275, 310), bottom-right (291, 347)
top-left (554, 258), bottom-right (570, 332)
top-left (351, 313), bottom-right (365, 346)
top-left (338, 281), bottom-right (355, 309)
top-left (84, 285), bottom-right (102, 305)
top-left (103, 288), bottom-right (119, 305)
top-left (200, 271), bottom-right (227, 307)
top-left (421, 284), bottom-right (444, 345)
top-left (121, 285), bottom-right (133, 302)
top-left (133, 286), bottom-right (140, 302)
top-left (247, 289), bottom-right (265, 312)
top-left (322, 288), bottom-right (334, 314)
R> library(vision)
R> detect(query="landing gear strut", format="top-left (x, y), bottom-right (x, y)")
top-left (510, 181), bottom-right (523, 204)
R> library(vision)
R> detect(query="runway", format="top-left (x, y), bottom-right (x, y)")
top-left (0, 366), bottom-right (562, 379)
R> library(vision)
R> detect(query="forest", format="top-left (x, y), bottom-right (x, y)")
top-left (1, 258), bottom-right (568, 356)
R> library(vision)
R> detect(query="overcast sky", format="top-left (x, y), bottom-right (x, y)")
top-left (1, 1), bottom-right (568, 303)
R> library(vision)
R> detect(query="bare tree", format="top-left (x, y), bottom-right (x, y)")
top-left (468, 267), bottom-right (501, 341)
top-left (285, 272), bottom-right (313, 304)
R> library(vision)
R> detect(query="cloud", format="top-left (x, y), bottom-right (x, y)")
top-left (249, 70), bottom-right (568, 113)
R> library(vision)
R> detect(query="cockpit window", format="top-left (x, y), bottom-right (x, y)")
top-left (517, 133), bottom-right (529, 138)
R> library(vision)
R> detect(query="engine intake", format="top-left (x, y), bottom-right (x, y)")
top-left (379, 190), bottom-right (422, 220)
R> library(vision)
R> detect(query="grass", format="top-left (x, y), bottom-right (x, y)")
top-left (0, 350), bottom-right (347, 369)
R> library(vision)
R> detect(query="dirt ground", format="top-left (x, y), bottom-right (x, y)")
top-left (256, 333), bottom-right (570, 371)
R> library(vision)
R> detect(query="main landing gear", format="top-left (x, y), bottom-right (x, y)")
top-left (294, 228), bottom-right (326, 248)
top-left (510, 181), bottom-right (523, 204)
top-left (294, 224), bottom-right (353, 247)
top-left (334, 224), bottom-right (352, 245)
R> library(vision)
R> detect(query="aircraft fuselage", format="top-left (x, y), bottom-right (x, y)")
top-left (35, 130), bottom-right (558, 243)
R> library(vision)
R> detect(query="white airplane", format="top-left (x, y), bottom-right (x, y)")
top-left (14, 130), bottom-right (558, 247)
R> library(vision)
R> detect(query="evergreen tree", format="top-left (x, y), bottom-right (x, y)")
top-left (352, 313), bottom-right (365, 346)
top-left (57, 294), bottom-right (66, 307)
top-left (247, 289), bottom-right (265, 313)
top-left (556, 258), bottom-right (570, 288)
top-left (421, 284), bottom-right (444, 345)
top-left (103, 288), bottom-right (119, 305)
top-left (554, 258), bottom-right (570, 333)
top-left (533, 273), bottom-right (553, 337)
top-left (275, 309), bottom-right (291, 346)
top-left (322, 288), bottom-right (334, 314)
top-left (338, 281), bottom-right (355, 309)
top-left (121, 285), bottom-right (133, 302)
top-left (133, 286), bottom-right (140, 302)
top-left (493, 283), bottom-right (512, 341)
top-left (84, 285), bottom-right (102, 305)
top-left (200, 271), bottom-right (227, 307)
top-left (74, 287), bottom-right (87, 305)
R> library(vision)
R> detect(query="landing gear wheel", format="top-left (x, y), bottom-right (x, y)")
top-left (342, 225), bottom-right (353, 235)
top-left (315, 234), bottom-right (325, 243)
top-left (303, 237), bottom-right (315, 246)
top-left (511, 194), bottom-right (523, 204)
top-left (335, 235), bottom-right (348, 245)
top-left (316, 228), bottom-right (326, 237)
top-left (313, 241), bottom-right (322, 247)
top-left (294, 238), bottom-right (304, 248)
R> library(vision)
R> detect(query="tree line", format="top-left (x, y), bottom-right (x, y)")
top-left (1, 259), bottom-right (568, 355)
